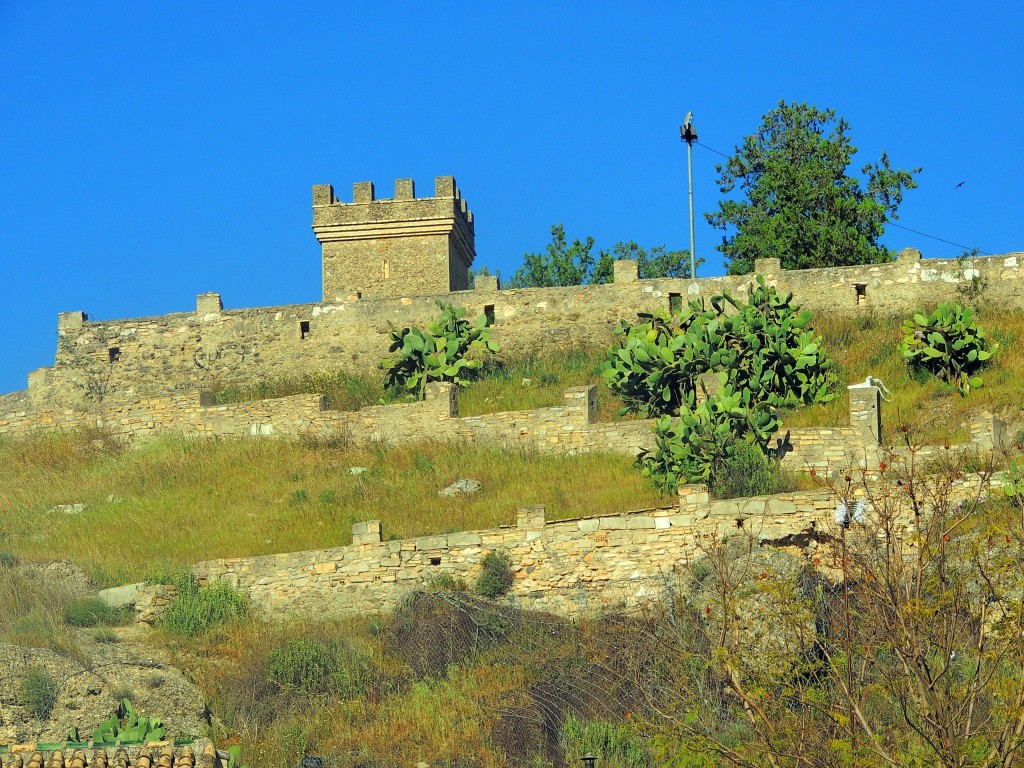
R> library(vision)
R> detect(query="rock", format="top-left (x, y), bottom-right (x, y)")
top-left (49, 503), bottom-right (87, 514)
top-left (348, 466), bottom-right (368, 476)
top-left (20, 560), bottom-right (94, 598)
top-left (97, 582), bottom-right (147, 610)
top-left (440, 479), bottom-right (482, 497)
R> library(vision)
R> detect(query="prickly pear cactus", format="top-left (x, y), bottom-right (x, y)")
top-left (898, 302), bottom-right (995, 395)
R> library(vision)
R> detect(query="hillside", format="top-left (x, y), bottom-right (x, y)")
top-left (1, 308), bottom-right (1023, 767)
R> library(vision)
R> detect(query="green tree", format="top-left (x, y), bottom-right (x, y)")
top-left (594, 241), bottom-right (703, 283)
top-left (707, 100), bottom-right (921, 274)
top-left (507, 224), bottom-right (596, 288)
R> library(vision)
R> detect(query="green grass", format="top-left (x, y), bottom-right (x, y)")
top-left (205, 369), bottom-right (387, 411)
top-left (0, 565), bottom-right (84, 657)
top-left (63, 596), bottom-right (132, 627)
top-left (0, 434), bottom-right (666, 587)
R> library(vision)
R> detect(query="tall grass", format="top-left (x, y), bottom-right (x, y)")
top-left (0, 435), bottom-right (666, 587)
top-left (0, 565), bottom-right (83, 656)
top-left (205, 369), bottom-right (386, 411)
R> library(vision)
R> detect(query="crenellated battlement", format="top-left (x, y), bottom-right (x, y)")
top-left (312, 176), bottom-right (475, 300)
top-left (4, 177), bottom-right (1024, 414)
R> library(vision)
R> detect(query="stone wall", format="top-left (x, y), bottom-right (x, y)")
top-left (192, 489), bottom-right (845, 620)
top-left (0, 380), bottom-right (896, 478)
top-left (189, 400), bottom-right (1009, 624)
top-left (13, 247), bottom-right (1023, 412)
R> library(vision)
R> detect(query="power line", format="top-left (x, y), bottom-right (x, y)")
top-left (693, 141), bottom-right (993, 257)
top-left (695, 141), bottom-right (731, 160)
top-left (885, 222), bottom-right (990, 256)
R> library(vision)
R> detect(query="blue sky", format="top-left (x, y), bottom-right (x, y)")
top-left (2, 1), bottom-right (1022, 396)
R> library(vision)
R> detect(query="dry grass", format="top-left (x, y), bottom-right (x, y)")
top-left (0, 565), bottom-right (84, 659)
top-left (0, 434), bottom-right (665, 587)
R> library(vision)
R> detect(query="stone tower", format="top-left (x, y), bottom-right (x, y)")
top-left (312, 176), bottom-right (476, 301)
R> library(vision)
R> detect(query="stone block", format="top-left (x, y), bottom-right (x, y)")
top-left (448, 532), bottom-right (482, 547)
top-left (475, 274), bottom-right (500, 291)
top-left (58, 311), bottom-right (86, 331)
top-left (353, 181), bottom-right (374, 203)
top-left (196, 292), bottom-right (223, 315)
top-left (577, 518), bottom-right (600, 532)
top-left (352, 520), bottom-right (382, 544)
top-left (416, 535), bottom-right (448, 551)
top-left (394, 178), bottom-right (415, 200)
top-left (517, 505), bottom-right (546, 530)
top-left (613, 259), bottom-right (639, 283)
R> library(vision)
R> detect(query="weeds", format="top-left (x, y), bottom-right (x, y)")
top-left (21, 669), bottom-right (58, 719)
top-left (160, 573), bottom-right (248, 637)
top-left (63, 596), bottom-right (130, 627)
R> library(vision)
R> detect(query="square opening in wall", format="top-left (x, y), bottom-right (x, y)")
top-left (429, 556), bottom-right (442, 566)
top-left (484, 304), bottom-right (495, 325)
top-left (299, 320), bottom-right (311, 340)
top-left (854, 283), bottom-right (868, 305)
top-left (669, 293), bottom-right (683, 315)
top-left (108, 347), bottom-right (121, 363)
top-left (382, 260), bottom-right (392, 280)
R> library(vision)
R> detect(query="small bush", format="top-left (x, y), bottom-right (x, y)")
top-left (267, 636), bottom-right (371, 698)
top-left (475, 551), bottom-right (514, 598)
top-left (711, 441), bottom-right (793, 499)
top-left (160, 574), bottom-right (248, 637)
top-left (92, 627), bottom-right (119, 643)
top-left (0, 551), bottom-right (17, 568)
top-left (426, 572), bottom-right (467, 592)
top-left (21, 669), bottom-right (58, 719)
top-left (63, 597), bottom-right (129, 628)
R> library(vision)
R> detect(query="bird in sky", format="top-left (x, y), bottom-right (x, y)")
top-left (955, 181), bottom-right (966, 189)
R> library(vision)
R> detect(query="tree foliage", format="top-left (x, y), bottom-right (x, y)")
top-left (507, 224), bottom-right (597, 288)
top-left (707, 100), bottom-right (921, 274)
top-left (509, 225), bottom-right (696, 287)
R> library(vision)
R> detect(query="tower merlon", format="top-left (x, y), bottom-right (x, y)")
top-left (58, 311), bottom-right (87, 332)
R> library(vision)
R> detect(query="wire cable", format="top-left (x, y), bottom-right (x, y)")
top-left (693, 141), bottom-right (993, 257)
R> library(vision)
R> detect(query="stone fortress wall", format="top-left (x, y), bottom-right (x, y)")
top-left (2, 175), bottom-right (1018, 626)
top-left (2, 176), bottom-right (1021, 417)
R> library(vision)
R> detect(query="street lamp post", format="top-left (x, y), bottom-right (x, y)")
top-left (680, 112), bottom-right (698, 279)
